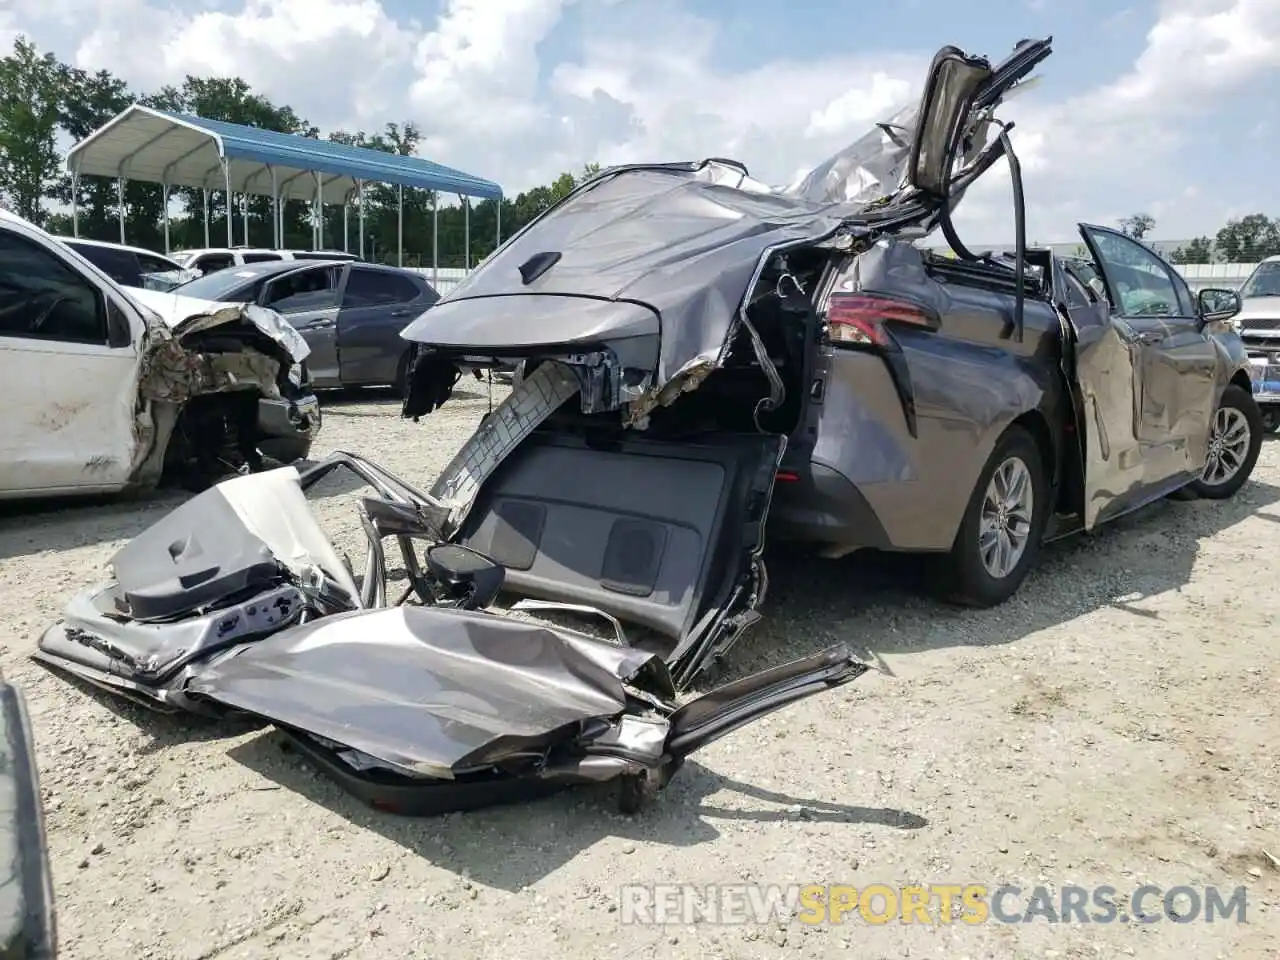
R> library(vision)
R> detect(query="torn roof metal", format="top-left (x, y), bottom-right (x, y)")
top-left (65, 104), bottom-right (504, 204)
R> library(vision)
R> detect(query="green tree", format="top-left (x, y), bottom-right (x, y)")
top-left (1118, 213), bottom-right (1155, 240)
top-left (0, 34), bottom-right (604, 267)
top-left (1215, 214), bottom-right (1280, 263)
top-left (49, 65), bottom-right (132, 240)
top-left (0, 37), bottom-right (64, 223)
top-left (1168, 236), bottom-right (1214, 265)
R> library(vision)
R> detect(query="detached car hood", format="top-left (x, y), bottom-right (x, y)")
top-left (123, 287), bottom-right (310, 363)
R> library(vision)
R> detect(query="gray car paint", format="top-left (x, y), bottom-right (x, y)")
top-left (400, 41), bottom-right (1050, 413)
top-left (185, 605), bottom-right (671, 777)
top-left (179, 260), bottom-right (438, 389)
top-left (31, 458), bottom-right (873, 813)
top-left (398, 35), bottom-right (1256, 588)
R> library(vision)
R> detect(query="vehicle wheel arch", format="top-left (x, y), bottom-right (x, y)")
top-left (931, 404), bottom-right (1057, 553)
top-left (1008, 407), bottom-right (1057, 488)
top-left (1229, 368), bottom-right (1254, 396)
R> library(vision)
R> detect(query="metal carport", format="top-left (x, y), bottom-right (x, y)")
top-left (64, 104), bottom-right (504, 278)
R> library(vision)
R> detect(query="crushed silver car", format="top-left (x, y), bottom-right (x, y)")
top-left (34, 455), bottom-right (870, 815)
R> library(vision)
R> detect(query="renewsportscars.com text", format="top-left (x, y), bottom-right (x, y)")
top-left (619, 883), bottom-right (1250, 925)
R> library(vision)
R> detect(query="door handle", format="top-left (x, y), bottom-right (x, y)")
top-left (1135, 330), bottom-right (1162, 345)
top-left (389, 308), bottom-right (411, 317)
top-left (303, 318), bottom-right (335, 330)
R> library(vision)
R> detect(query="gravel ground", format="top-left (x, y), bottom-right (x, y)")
top-left (2, 383), bottom-right (1278, 960)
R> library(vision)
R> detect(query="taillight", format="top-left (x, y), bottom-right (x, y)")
top-left (825, 292), bottom-right (936, 347)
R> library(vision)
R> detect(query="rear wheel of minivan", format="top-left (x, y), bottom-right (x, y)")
top-left (942, 425), bottom-right (1049, 608)
top-left (1184, 384), bottom-right (1262, 500)
top-left (392, 349), bottom-right (414, 398)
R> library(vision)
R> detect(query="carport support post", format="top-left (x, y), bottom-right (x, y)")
top-left (314, 171), bottom-right (324, 250)
top-left (432, 191), bottom-right (439, 287)
top-left (71, 169), bottom-right (79, 237)
top-left (397, 184), bottom-right (404, 267)
top-left (342, 197), bottom-right (349, 253)
top-left (462, 194), bottom-right (470, 269)
top-left (162, 182), bottom-right (170, 254)
top-left (202, 189), bottom-right (210, 247)
top-left (357, 180), bottom-right (365, 260)
top-left (222, 161), bottom-right (233, 247)
top-left (270, 167), bottom-right (279, 248)
top-left (496, 200), bottom-right (502, 251)
top-left (116, 177), bottom-right (125, 244)
top-left (241, 193), bottom-right (249, 247)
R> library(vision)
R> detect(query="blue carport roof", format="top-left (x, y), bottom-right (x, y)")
top-left (65, 104), bottom-right (503, 204)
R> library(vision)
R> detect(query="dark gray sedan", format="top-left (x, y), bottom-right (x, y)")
top-left (173, 259), bottom-right (438, 393)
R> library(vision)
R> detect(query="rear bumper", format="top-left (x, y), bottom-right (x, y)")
top-left (766, 462), bottom-right (890, 550)
top-left (257, 393), bottom-right (321, 462)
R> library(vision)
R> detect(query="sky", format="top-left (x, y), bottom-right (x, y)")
top-left (1, 0), bottom-right (1277, 243)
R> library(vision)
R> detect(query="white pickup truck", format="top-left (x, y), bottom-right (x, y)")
top-left (0, 208), bottom-right (322, 498)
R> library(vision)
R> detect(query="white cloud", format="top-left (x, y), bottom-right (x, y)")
top-left (954, 0), bottom-right (1280, 241)
top-left (3, 0), bottom-right (1278, 240)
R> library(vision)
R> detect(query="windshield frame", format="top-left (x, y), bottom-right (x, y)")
top-left (1240, 261), bottom-right (1280, 299)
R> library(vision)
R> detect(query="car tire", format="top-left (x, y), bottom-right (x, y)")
top-left (1184, 384), bottom-right (1262, 500)
top-left (941, 424), bottom-right (1049, 608)
top-left (391, 350), bottom-right (414, 399)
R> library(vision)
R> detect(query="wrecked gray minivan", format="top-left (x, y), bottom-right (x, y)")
top-left (399, 34), bottom-right (1259, 628)
top-left (34, 36), bottom-right (1261, 817)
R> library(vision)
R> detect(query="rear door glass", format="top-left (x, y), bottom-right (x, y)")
top-left (342, 269), bottom-right (421, 307)
top-left (135, 252), bottom-right (177, 274)
top-left (265, 267), bottom-right (341, 313)
top-left (194, 254), bottom-right (235, 274)
top-left (70, 245), bottom-right (142, 287)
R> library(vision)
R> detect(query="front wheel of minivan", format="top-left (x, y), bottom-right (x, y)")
top-left (1184, 384), bottom-right (1262, 500)
top-left (941, 425), bottom-right (1049, 608)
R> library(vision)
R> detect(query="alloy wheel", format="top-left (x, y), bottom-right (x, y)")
top-left (978, 455), bottom-right (1035, 580)
top-left (1202, 406), bottom-right (1251, 487)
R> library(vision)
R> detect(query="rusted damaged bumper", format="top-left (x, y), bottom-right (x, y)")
top-left (124, 290), bottom-right (310, 404)
top-left (120, 291), bottom-right (320, 482)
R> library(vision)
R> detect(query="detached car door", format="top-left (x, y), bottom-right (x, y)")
top-left (261, 264), bottom-right (344, 387)
top-left (337, 267), bottom-right (436, 386)
top-left (1077, 224), bottom-right (1218, 489)
top-left (0, 224), bottom-right (141, 495)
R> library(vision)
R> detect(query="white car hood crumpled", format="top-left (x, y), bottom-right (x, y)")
top-left (121, 287), bottom-right (311, 363)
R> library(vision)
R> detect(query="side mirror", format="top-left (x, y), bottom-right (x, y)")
top-left (1197, 287), bottom-right (1241, 323)
top-left (425, 544), bottom-right (505, 610)
top-left (907, 47), bottom-right (993, 199)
